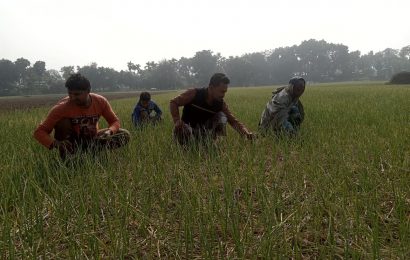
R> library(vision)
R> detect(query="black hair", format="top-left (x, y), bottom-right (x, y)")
top-left (139, 92), bottom-right (151, 101)
top-left (65, 73), bottom-right (91, 91)
top-left (209, 73), bottom-right (230, 87)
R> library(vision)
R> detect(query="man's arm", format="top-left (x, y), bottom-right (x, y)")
top-left (33, 105), bottom-right (64, 149)
top-left (222, 102), bottom-right (253, 137)
top-left (101, 99), bottom-right (120, 134)
top-left (169, 89), bottom-right (196, 124)
top-left (132, 105), bottom-right (141, 125)
top-left (152, 102), bottom-right (162, 117)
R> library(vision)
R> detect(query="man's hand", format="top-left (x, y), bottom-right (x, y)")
top-left (98, 129), bottom-right (113, 139)
top-left (174, 119), bottom-right (185, 129)
top-left (246, 132), bottom-right (257, 141)
top-left (140, 111), bottom-right (149, 121)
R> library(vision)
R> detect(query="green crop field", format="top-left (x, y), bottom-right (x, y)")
top-left (0, 82), bottom-right (409, 258)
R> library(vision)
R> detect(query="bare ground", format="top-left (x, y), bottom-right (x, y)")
top-left (0, 91), bottom-right (169, 111)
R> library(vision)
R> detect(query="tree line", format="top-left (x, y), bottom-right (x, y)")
top-left (1, 39), bottom-right (409, 96)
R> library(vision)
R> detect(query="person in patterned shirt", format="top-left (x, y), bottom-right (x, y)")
top-left (259, 77), bottom-right (306, 136)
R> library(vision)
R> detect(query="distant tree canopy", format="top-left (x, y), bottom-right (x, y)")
top-left (1, 40), bottom-right (410, 96)
top-left (389, 71), bottom-right (410, 84)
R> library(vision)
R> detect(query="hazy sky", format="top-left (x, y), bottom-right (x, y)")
top-left (1, 0), bottom-right (409, 71)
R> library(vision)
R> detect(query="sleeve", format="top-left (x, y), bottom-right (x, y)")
top-left (33, 105), bottom-right (64, 149)
top-left (132, 105), bottom-right (141, 125)
top-left (222, 101), bottom-right (252, 136)
top-left (101, 97), bottom-right (120, 133)
top-left (169, 89), bottom-right (196, 124)
top-left (258, 103), bottom-right (272, 129)
top-left (153, 102), bottom-right (162, 116)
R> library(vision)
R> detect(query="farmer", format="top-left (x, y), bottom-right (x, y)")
top-left (34, 73), bottom-right (130, 159)
top-left (259, 77), bottom-right (306, 135)
top-left (170, 73), bottom-right (254, 145)
top-left (131, 91), bottom-right (162, 127)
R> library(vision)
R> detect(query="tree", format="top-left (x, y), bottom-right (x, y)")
top-left (45, 69), bottom-right (65, 93)
top-left (98, 66), bottom-right (120, 91)
top-left (399, 45), bottom-right (410, 60)
top-left (14, 58), bottom-right (30, 85)
top-left (60, 66), bottom-right (75, 80)
top-left (190, 50), bottom-right (222, 86)
top-left (2, 40), bottom-right (410, 96)
top-left (0, 59), bottom-right (18, 95)
top-left (153, 59), bottom-right (182, 89)
top-left (118, 70), bottom-right (140, 90)
top-left (371, 48), bottom-right (401, 80)
top-left (140, 60), bottom-right (182, 90)
top-left (33, 61), bottom-right (46, 77)
top-left (127, 61), bottom-right (141, 74)
top-left (77, 63), bottom-right (100, 89)
top-left (222, 56), bottom-right (253, 86)
top-left (268, 45), bottom-right (301, 83)
top-left (243, 52), bottom-right (271, 86)
top-left (24, 61), bottom-right (48, 94)
top-left (77, 63), bottom-right (123, 91)
top-left (328, 44), bottom-right (351, 81)
top-left (176, 57), bottom-right (195, 87)
top-left (389, 71), bottom-right (410, 84)
top-left (399, 45), bottom-right (410, 71)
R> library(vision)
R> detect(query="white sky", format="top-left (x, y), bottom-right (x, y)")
top-left (1, 0), bottom-right (409, 71)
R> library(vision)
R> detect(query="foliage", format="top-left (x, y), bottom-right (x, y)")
top-left (389, 71), bottom-right (410, 84)
top-left (1, 40), bottom-right (410, 96)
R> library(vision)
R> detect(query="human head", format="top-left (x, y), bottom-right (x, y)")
top-left (65, 73), bottom-right (91, 92)
top-left (288, 77), bottom-right (306, 98)
top-left (139, 91), bottom-right (151, 108)
top-left (65, 73), bottom-right (91, 106)
top-left (208, 73), bottom-right (230, 102)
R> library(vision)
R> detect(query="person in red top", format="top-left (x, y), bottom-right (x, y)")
top-left (34, 73), bottom-right (130, 158)
top-left (170, 73), bottom-right (254, 145)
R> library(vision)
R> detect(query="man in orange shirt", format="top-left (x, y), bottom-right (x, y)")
top-left (34, 73), bottom-right (130, 158)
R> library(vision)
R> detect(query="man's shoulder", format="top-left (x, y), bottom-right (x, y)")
top-left (272, 88), bottom-right (291, 105)
top-left (276, 88), bottom-right (289, 99)
top-left (180, 88), bottom-right (196, 93)
top-left (90, 93), bottom-right (110, 107)
top-left (271, 86), bottom-right (287, 96)
top-left (51, 96), bottom-right (70, 111)
top-left (56, 95), bottom-right (69, 104)
top-left (90, 93), bottom-right (108, 101)
top-left (191, 87), bottom-right (205, 98)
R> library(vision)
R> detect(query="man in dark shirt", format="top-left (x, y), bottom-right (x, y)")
top-left (169, 73), bottom-right (254, 145)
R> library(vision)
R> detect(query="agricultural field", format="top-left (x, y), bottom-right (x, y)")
top-left (0, 82), bottom-right (409, 258)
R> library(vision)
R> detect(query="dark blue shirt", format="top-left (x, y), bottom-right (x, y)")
top-left (131, 100), bottom-right (162, 126)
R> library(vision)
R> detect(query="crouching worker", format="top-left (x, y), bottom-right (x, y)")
top-left (259, 77), bottom-right (306, 136)
top-left (132, 92), bottom-right (162, 127)
top-left (170, 73), bottom-right (254, 145)
top-left (34, 73), bottom-right (130, 159)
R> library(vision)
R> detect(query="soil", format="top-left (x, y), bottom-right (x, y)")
top-left (0, 91), bottom-right (167, 111)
